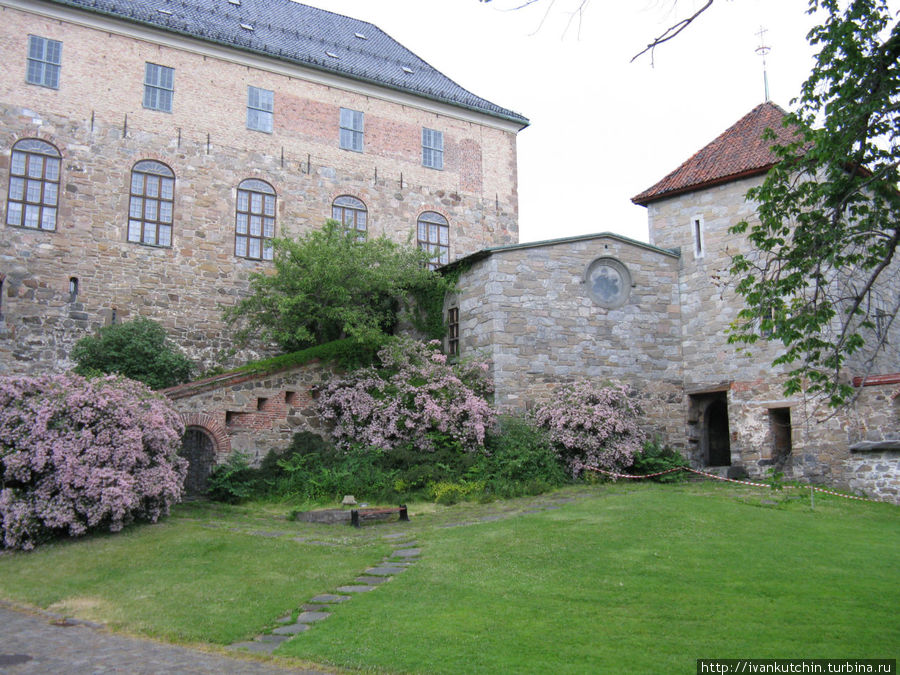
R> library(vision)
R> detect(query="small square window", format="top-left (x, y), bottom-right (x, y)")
top-left (339, 108), bottom-right (364, 152)
top-left (143, 63), bottom-right (174, 112)
top-left (26, 35), bottom-right (62, 89)
top-left (422, 128), bottom-right (443, 170)
top-left (247, 86), bottom-right (274, 132)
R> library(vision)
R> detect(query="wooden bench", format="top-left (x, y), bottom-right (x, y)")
top-left (350, 505), bottom-right (409, 528)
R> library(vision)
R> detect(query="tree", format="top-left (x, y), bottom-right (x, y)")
top-left (70, 316), bottom-right (194, 390)
top-left (223, 221), bottom-right (450, 352)
top-left (729, 0), bottom-right (899, 406)
top-left (483, 0), bottom-right (899, 406)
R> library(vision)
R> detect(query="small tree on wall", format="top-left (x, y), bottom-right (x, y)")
top-left (70, 316), bottom-right (194, 390)
top-left (224, 221), bottom-right (451, 352)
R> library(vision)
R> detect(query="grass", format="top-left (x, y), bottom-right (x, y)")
top-left (0, 501), bottom-right (389, 646)
top-left (280, 482), bottom-right (900, 673)
top-left (0, 482), bottom-right (896, 673)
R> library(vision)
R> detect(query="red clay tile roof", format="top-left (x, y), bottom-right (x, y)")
top-left (632, 102), bottom-right (800, 206)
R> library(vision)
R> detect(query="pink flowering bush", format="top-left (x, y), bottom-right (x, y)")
top-left (317, 338), bottom-right (495, 454)
top-left (531, 381), bottom-right (646, 477)
top-left (0, 374), bottom-right (187, 550)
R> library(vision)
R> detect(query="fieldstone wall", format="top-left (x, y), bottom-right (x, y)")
top-left (0, 3), bottom-right (521, 376)
top-left (450, 234), bottom-right (686, 445)
top-left (164, 359), bottom-right (335, 465)
top-left (844, 442), bottom-right (900, 505)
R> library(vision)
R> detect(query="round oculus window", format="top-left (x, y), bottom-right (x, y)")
top-left (585, 257), bottom-right (632, 309)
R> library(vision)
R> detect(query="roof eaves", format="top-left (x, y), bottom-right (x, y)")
top-left (632, 162), bottom-right (777, 206)
top-left (442, 231), bottom-right (679, 273)
top-left (40, 0), bottom-right (530, 127)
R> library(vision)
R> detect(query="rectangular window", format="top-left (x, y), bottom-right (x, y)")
top-left (26, 35), bottom-right (62, 89)
top-left (447, 307), bottom-right (459, 356)
top-left (143, 63), bottom-right (174, 112)
top-left (247, 86), bottom-right (274, 132)
top-left (692, 216), bottom-right (704, 258)
top-left (422, 128), bottom-right (444, 170)
top-left (339, 108), bottom-right (364, 152)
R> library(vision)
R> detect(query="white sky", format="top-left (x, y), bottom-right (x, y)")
top-left (297, 0), bottom-right (822, 244)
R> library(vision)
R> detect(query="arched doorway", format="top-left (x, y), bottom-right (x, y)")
top-left (180, 427), bottom-right (216, 497)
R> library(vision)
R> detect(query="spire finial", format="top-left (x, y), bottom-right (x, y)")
top-left (755, 25), bottom-right (771, 102)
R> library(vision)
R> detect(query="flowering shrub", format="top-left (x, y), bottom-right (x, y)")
top-left (316, 338), bottom-right (495, 454)
top-left (0, 374), bottom-right (187, 550)
top-left (531, 381), bottom-right (646, 476)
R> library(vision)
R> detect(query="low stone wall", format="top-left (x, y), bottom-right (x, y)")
top-left (164, 359), bottom-right (336, 466)
top-left (843, 442), bottom-right (900, 505)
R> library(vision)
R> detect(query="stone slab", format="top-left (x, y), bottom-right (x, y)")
top-left (228, 641), bottom-right (279, 653)
top-left (296, 612), bottom-right (330, 623)
top-left (258, 634), bottom-right (291, 644)
top-left (355, 576), bottom-right (388, 585)
top-left (275, 614), bottom-right (293, 624)
top-left (301, 604), bottom-right (331, 612)
top-left (391, 548), bottom-right (421, 557)
top-left (309, 594), bottom-right (350, 604)
top-left (336, 585), bottom-right (376, 593)
top-left (272, 623), bottom-right (310, 635)
top-left (365, 566), bottom-right (406, 576)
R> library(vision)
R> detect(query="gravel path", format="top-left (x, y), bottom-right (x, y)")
top-left (0, 603), bottom-right (330, 675)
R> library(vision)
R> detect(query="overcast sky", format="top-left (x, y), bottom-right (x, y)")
top-left (297, 0), bottom-right (824, 244)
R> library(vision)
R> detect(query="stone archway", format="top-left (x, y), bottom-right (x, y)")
top-left (180, 427), bottom-right (217, 497)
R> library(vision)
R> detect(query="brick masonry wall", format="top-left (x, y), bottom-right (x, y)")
top-left (165, 359), bottom-right (335, 465)
top-left (0, 4), bottom-right (521, 375)
top-left (450, 235), bottom-right (686, 446)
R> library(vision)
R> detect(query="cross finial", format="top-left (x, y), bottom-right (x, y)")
top-left (755, 25), bottom-right (771, 102)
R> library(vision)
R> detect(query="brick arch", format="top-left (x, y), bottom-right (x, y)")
top-left (180, 412), bottom-right (230, 455)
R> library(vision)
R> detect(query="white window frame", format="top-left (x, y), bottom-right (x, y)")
top-left (143, 63), bottom-right (174, 112)
top-left (339, 108), bottom-right (364, 152)
top-left (247, 86), bottom-right (274, 133)
top-left (26, 35), bottom-right (61, 89)
top-left (422, 128), bottom-right (444, 170)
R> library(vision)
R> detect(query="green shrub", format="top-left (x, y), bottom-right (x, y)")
top-left (70, 317), bottom-right (193, 390)
top-left (428, 480), bottom-right (486, 505)
top-left (206, 452), bottom-right (257, 503)
top-left (477, 415), bottom-right (568, 490)
top-left (626, 438), bottom-right (689, 483)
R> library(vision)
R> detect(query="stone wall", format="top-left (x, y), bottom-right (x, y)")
top-left (844, 442), bottom-right (900, 505)
top-left (449, 234), bottom-right (686, 445)
top-left (165, 359), bottom-right (335, 465)
top-left (0, 2), bottom-right (521, 375)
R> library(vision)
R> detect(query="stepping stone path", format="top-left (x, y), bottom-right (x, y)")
top-left (228, 536), bottom-right (422, 655)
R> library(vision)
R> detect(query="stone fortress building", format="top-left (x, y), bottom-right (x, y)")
top-left (447, 103), bottom-right (899, 498)
top-left (0, 0), bottom-right (527, 373)
top-left (2, 1), bottom-right (898, 500)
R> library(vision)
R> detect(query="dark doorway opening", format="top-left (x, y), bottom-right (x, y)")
top-left (769, 407), bottom-right (792, 467)
top-left (689, 391), bottom-right (731, 467)
top-left (180, 427), bottom-right (216, 497)
top-left (706, 397), bottom-right (731, 466)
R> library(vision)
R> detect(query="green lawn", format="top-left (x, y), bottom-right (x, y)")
top-left (0, 483), bottom-right (896, 673)
top-left (281, 483), bottom-right (899, 673)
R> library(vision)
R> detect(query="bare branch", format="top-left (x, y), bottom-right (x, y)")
top-left (631, 0), bottom-right (715, 64)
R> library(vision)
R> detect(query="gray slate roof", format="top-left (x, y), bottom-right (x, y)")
top-left (44, 0), bottom-right (528, 126)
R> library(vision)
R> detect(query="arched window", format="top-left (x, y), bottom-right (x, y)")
top-left (236, 179), bottom-right (276, 260)
top-left (128, 160), bottom-right (174, 247)
top-left (6, 138), bottom-right (60, 231)
top-left (417, 211), bottom-right (449, 269)
top-left (332, 195), bottom-right (367, 240)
